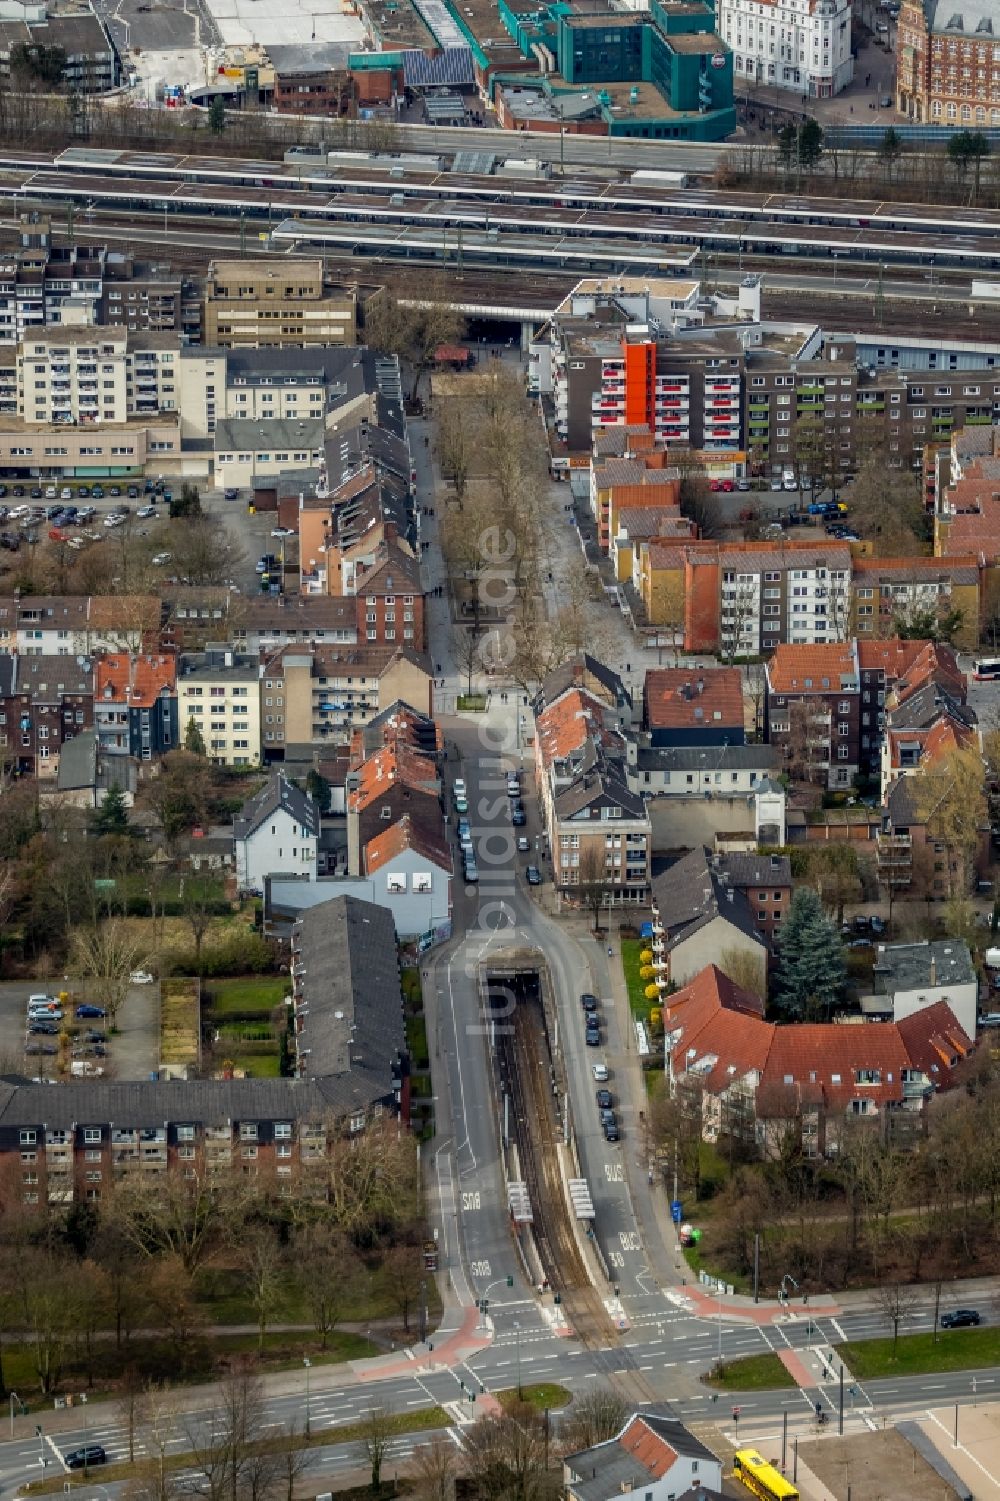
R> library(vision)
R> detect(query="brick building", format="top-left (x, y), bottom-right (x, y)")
top-left (94, 654), bottom-right (178, 762)
top-left (896, 0), bottom-right (1000, 124)
top-left (0, 653), bottom-right (93, 778)
top-left (765, 640), bottom-right (861, 788)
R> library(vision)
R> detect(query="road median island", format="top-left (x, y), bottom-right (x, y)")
top-left (703, 1352), bottom-right (798, 1390)
top-left (18, 1407), bottom-right (449, 1495)
top-left (838, 1326), bottom-right (1000, 1380)
top-left (496, 1382), bottom-right (572, 1411)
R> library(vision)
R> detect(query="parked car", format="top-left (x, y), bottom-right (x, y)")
top-left (271, 526), bottom-right (295, 539)
top-left (65, 1446), bottom-right (107, 1471)
top-left (76, 1004), bottom-right (106, 1019)
top-left (24, 1042), bottom-right (57, 1056)
top-left (941, 1309), bottom-right (981, 1328)
top-left (585, 1026), bottom-right (601, 1047)
top-left (592, 1062), bottom-right (609, 1082)
top-left (91, 485), bottom-right (105, 499)
top-left (580, 992), bottom-right (598, 1011)
top-left (28, 1020), bottom-right (59, 1036)
top-left (512, 805), bottom-right (526, 827)
top-left (710, 478), bottom-right (735, 492)
top-left (596, 1088), bottom-right (613, 1109)
top-left (127, 485), bottom-right (139, 499)
top-left (516, 836), bottom-right (530, 853)
top-left (224, 488), bottom-right (240, 501)
top-left (526, 865), bottom-right (542, 885)
top-left (603, 1119), bottom-right (620, 1141)
top-left (137, 505), bottom-right (158, 519)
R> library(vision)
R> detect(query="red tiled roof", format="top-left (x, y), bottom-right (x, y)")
top-left (766, 642), bottom-right (857, 695)
top-left (536, 688), bottom-right (615, 766)
top-left (667, 964), bottom-right (972, 1115)
top-left (95, 653), bottom-right (176, 708)
top-left (364, 813), bottom-right (451, 875)
top-left (663, 965), bottom-right (772, 1094)
top-left (348, 743), bottom-right (438, 811)
top-left (643, 667), bottom-right (744, 729)
top-left (619, 1417), bottom-right (678, 1479)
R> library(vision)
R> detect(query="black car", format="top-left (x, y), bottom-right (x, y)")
top-left (525, 865), bottom-right (541, 885)
top-left (596, 1087), bottom-right (613, 1110)
top-left (224, 487), bottom-right (240, 501)
top-left (127, 485), bottom-right (139, 499)
top-left (65, 1446), bottom-right (107, 1470)
top-left (30, 487), bottom-right (42, 499)
top-left (109, 485), bottom-right (121, 497)
top-left (512, 807), bottom-right (526, 827)
top-left (28, 1020), bottom-right (59, 1036)
top-left (12, 485), bottom-right (24, 497)
top-left (24, 1042), bottom-right (57, 1056)
top-left (580, 993), bottom-right (598, 1012)
top-left (603, 1120), bottom-right (620, 1142)
top-left (91, 485), bottom-right (105, 499)
top-left (77, 485), bottom-right (90, 498)
top-left (941, 1309), bottom-right (981, 1329)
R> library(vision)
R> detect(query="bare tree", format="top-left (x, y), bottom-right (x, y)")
top-left (558, 1386), bottom-right (629, 1452)
top-left (382, 1244), bottom-right (425, 1334)
top-left (463, 1404), bottom-right (551, 1501)
top-left (718, 945), bottom-right (767, 1002)
top-left (577, 842), bottom-right (614, 934)
top-left (410, 1436), bottom-right (458, 1501)
top-left (179, 874), bottom-right (224, 974)
top-left (134, 1382), bottom-right (181, 1501)
top-left (293, 1224), bottom-right (366, 1350)
top-left (239, 1223), bottom-right (286, 1354)
top-left (359, 1407), bottom-right (399, 1491)
top-left (109, 1169), bottom-right (247, 1277)
top-left (873, 1279), bottom-right (919, 1357)
top-left (183, 1364), bottom-right (277, 1501)
top-left (71, 919), bottom-right (147, 1030)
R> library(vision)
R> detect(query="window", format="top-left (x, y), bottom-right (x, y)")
top-left (19, 1130), bottom-right (36, 1146)
top-left (83, 1127), bottom-right (101, 1144)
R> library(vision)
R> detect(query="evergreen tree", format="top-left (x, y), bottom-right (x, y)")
top-left (797, 119), bottom-right (824, 171)
top-left (93, 783), bottom-right (129, 836)
top-left (773, 887), bottom-right (846, 1022)
top-left (305, 768), bottom-right (331, 813)
top-left (208, 96), bottom-right (227, 134)
top-left (184, 717), bottom-right (206, 756)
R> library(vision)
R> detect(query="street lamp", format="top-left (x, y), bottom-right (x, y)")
top-left (514, 1321), bottom-right (522, 1399)
top-left (303, 1357), bottom-right (311, 1437)
top-left (81, 1393), bottom-right (89, 1477)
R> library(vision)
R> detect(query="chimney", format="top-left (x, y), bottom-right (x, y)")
top-left (930, 953), bottom-right (937, 987)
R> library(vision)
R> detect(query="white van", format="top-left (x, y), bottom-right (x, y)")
top-left (782, 468), bottom-right (798, 491)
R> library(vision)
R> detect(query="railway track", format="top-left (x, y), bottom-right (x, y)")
top-left (492, 975), bottom-right (615, 1346)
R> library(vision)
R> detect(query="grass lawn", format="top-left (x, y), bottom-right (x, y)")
top-left (497, 1383), bottom-right (571, 1411)
top-left (705, 1353), bottom-right (797, 1391)
top-left (206, 977), bottom-right (290, 1016)
top-left (218, 1050), bottom-right (281, 1078)
top-left (840, 1327), bottom-right (1000, 1380)
top-left (405, 1012), bottom-right (429, 1071)
top-left (192, 1260), bottom-right (443, 1329)
top-left (621, 936), bottom-right (656, 1020)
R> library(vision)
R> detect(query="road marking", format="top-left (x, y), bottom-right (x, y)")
top-left (925, 1409), bottom-right (1000, 1490)
top-left (831, 1318), bottom-right (848, 1342)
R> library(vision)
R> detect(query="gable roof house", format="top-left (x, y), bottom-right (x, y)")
top-left (563, 1408), bottom-right (722, 1501)
top-left (650, 848), bottom-right (768, 992)
top-left (234, 773), bottom-right (320, 894)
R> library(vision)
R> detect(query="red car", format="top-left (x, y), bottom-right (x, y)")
top-left (710, 479), bottom-right (735, 493)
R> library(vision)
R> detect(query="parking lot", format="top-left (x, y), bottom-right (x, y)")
top-left (0, 480), bottom-right (276, 597)
top-left (0, 979), bottom-right (160, 1082)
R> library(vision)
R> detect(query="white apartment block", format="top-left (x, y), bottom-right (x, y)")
top-left (719, 0), bottom-right (853, 98)
top-left (177, 650), bottom-right (261, 768)
top-left (720, 555), bottom-right (851, 655)
top-left (16, 328), bottom-right (178, 426)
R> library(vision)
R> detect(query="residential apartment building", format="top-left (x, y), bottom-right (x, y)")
top-left (0, 223), bottom-right (188, 348)
top-left (15, 327), bottom-right (178, 426)
top-left (533, 686), bottom-right (651, 904)
top-left (850, 556), bottom-right (980, 649)
top-left (715, 850), bottom-right (793, 944)
top-left (260, 643), bottom-right (432, 756)
top-left (896, 0), bottom-right (1000, 124)
top-left (12, 594), bottom-right (159, 656)
top-left (716, 540), bottom-right (852, 655)
top-left (177, 648), bottom-right (261, 767)
top-left (535, 281), bottom-right (1000, 477)
top-left (718, 0), bottom-right (853, 96)
top-left (589, 445), bottom-right (683, 554)
top-left (564, 1410), bottom-right (722, 1501)
top-left (662, 963), bottom-right (972, 1156)
top-left (857, 637), bottom-right (966, 779)
top-left (202, 260), bottom-right (357, 349)
top-left (0, 652), bottom-right (93, 777)
top-left (351, 541), bottom-right (425, 653)
top-left (94, 654), bottom-right (178, 762)
top-left (765, 640), bottom-right (861, 787)
top-left (0, 418), bottom-right (181, 481)
top-left (177, 344), bottom-right (387, 442)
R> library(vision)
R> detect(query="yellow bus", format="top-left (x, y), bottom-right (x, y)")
top-left (733, 1448), bottom-right (799, 1501)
